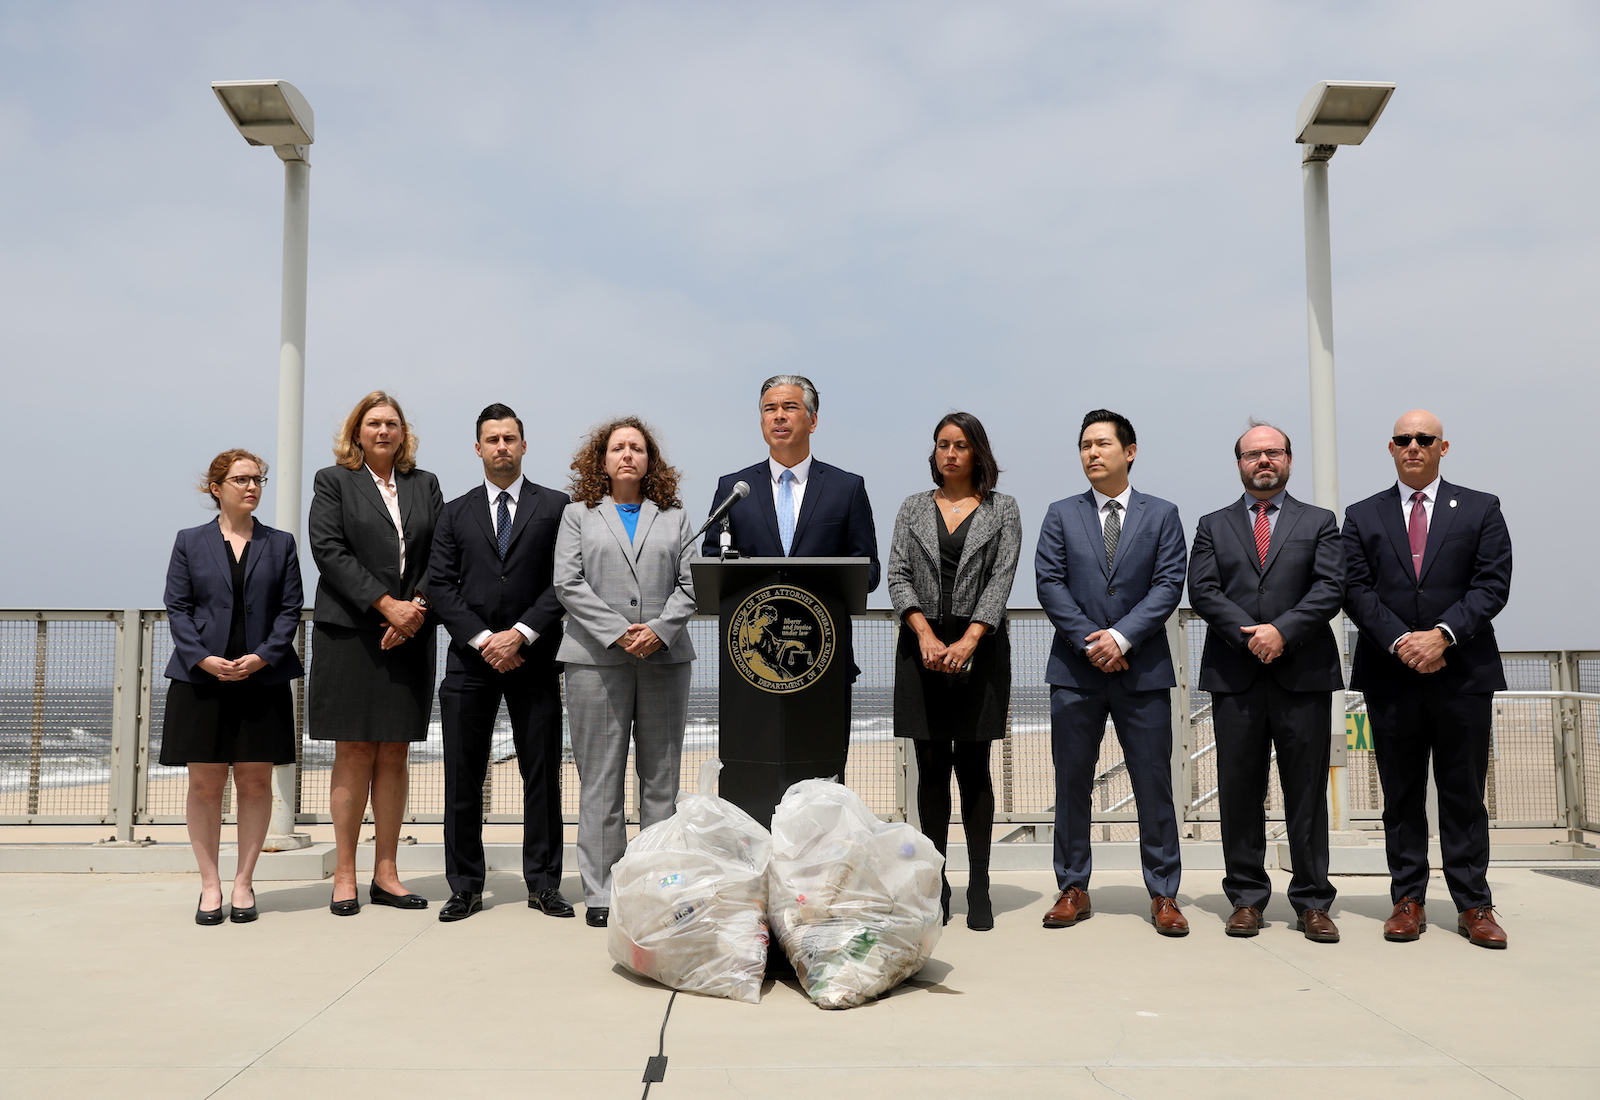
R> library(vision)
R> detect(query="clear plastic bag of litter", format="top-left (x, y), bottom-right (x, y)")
top-left (607, 759), bottom-right (772, 1003)
top-left (767, 778), bottom-right (944, 1009)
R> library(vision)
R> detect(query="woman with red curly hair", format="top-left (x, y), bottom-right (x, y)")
top-left (161, 449), bottom-right (305, 925)
top-left (554, 416), bottom-right (698, 928)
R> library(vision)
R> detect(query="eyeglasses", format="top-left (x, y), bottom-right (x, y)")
top-left (1392, 433), bottom-right (1439, 448)
top-left (221, 475), bottom-right (268, 488)
top-left (1239, 449), bottom-right (1287, 463)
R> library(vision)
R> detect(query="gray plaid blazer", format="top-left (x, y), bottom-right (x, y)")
top-left (887, 490), bottom-right (1022, 629)
top-left (554, 497), bottom-right (698, 666)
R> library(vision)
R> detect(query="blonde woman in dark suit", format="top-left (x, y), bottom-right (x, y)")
top-left (308, 391), bottom-right (443, 916)
top-left (554, 416), bottom-right (698, 928)
top-left (887, 411), bottom-right (1021, 930)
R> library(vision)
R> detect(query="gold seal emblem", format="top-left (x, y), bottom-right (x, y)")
top-left (727, 584), bottom-right (835, 693)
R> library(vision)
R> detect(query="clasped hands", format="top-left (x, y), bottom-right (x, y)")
top-left (1240, 623), bottom-right (1285, 664)
top-left (376, 595), bottom-right (426, 651)
top-left (918, 631), bottom-right (978, 674)
top-left (1083, 629), bottom-right (1128, 673)
top-left (1396, 628), bottom-right (1449, 674)
top-left (199, 654), bottom-right (267, 681)
top-left (480, 629), bottom-right (526, 672)
top-left (616, 624), bottom-right (663, 659)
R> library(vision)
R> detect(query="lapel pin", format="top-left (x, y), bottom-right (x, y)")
top-left (1449, 499), bottom-right (1458, 508)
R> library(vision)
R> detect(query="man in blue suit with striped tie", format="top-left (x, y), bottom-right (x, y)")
top-left (1035, 409), bottom-right (1190, 936)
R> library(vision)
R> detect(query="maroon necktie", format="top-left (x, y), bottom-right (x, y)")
top-left (1408, 491), bottom-right (1427, 574)
top-left (1253, 500), bottom-right (1271, 566)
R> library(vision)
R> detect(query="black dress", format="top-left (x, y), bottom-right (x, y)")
top-left (893, 510), bottom-right (1012, 741)
top-left (160, 540), bottom-right (296, 766)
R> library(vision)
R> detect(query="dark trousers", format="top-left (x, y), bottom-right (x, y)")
top-left (1213, 680), bottom-right (1335, 915)
top-left (1366, 685), bottom-right (1493, 910)
top-left (439, 662), bottom-right (564, 895)
top-left (1050, 681), bottom-right (1180, 898)
top-left (913, 739), bottom-right (995, 866)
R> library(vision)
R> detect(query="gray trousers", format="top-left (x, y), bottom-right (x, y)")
top-left (564, 660), bottom-right (692, 906)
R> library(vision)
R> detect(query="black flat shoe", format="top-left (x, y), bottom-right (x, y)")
top-left (586, 906), bottom-right (609, 928)
top-left (528, 887), bottom-right (575, 918)
top-left (369, 883), bottom-right (428, 910)
top-left (330, 891), bottom-right (361, 917)
top-left (440, 891), bottom-right (483, 922)
top-left (229, 889), bottom-right (259, 924)
top-left (196, 893), bottom-right (224, 927)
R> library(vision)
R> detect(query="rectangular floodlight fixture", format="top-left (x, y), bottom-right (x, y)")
top-left (1295, 81), bottom-right (1395, 145)
top-left (212, 80), bottom-right (315, 146)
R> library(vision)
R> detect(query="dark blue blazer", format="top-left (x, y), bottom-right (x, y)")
top-left (427, 479), bottom-right (569, 675)
top-left (163, 520), bottom-right (305, 684)
top-left (1342, 480), bottom-right (1511, 695)
top-left (1035, 489), bottom-right (1187, 692)
top-left (701, 459), bottom-right (881, 592)
top-left (1187, 493), bottom-right (1346, 694)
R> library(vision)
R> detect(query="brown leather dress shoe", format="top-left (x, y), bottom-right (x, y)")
top-left (1151, 896), bottom-right (1189, 937)
top-left (1295, 909), bottom-right (1340, 943)
top-left (1457, 904), bottom-right (1507, 949)
top-left (1225, 905), bottom-right (1262, 937)
top-left (1383, 897), bottom-right (1426, 941)
top-left (1043, 887), bottom-right (1091, 928)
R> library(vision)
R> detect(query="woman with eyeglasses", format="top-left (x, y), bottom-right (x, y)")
top-left (308, 391), bottom-right (443, 916)
top-left (161, 449), bottom-right (305, 925)
top-left (886, 412), bottom-right (1022, 930)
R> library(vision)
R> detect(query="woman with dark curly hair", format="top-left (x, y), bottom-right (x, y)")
top-left (554, 416), bottom-right (698, 928)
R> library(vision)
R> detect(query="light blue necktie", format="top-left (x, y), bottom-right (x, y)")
top-left (776, 469), bottom-right (796, 555)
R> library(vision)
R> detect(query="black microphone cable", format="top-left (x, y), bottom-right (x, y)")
top-left (639, 989), bottom-right (678, 1098)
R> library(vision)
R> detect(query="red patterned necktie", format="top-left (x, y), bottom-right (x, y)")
top-left (1408, 490), bottom-right (1428, 573)
top-left (1253, 500), bottom-right (1271, 566)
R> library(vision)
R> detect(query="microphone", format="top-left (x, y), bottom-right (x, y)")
top-left (687, 481), bottom-right (750, 547)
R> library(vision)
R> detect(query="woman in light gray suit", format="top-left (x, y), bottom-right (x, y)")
top-left (888, 411), bottom-right (1021, 931)
top-left (555, 416), bottom-right (698, 928)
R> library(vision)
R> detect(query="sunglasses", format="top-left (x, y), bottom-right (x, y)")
top-left (1392, 433), bottom-right (1439, 448)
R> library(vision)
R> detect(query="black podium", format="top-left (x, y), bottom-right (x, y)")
top-left (691, 556), bottom-right (871, 828)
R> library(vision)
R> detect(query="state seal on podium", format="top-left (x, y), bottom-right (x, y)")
top-left (727, 584), bottom-right (835, 693)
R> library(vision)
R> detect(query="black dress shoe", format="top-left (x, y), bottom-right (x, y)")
top-left (528, 887), bottom-right (575, 918)
top-left (196, 893), bottom-right (224, 927)
top-left (229, 889), bottom-right (258, 924)
top-left (369, 883), bottom-right (428, 910)
top-left (586, 906), bottom-right (609, 928)
top-left (439, 891), bottom-right (484, 922)
top-left (329, 892), bottom-right (360, 917)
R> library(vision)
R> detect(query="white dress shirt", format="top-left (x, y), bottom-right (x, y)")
top-left (769, 454), bottom-right (813, 524)
top-left (1391, 475), bottom-right (1455, 650)
top-left (1089, 485), bottom-right (1134, 655)
top-left (469, 476), bottom-right (538, 651)
top-left (366, 465), bottom-right (406, 574)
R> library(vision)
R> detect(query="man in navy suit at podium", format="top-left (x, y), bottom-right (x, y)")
top-left (702, 374), bottom-right (880, 587)
top-left (703, 374), bottom-right (880, 693)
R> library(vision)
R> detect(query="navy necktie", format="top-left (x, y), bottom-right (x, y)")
top-left (496, 491), bottom-right (512, 559)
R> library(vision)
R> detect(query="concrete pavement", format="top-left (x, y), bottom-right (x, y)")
top-left (3, 866), bottom-right (1597, 1099)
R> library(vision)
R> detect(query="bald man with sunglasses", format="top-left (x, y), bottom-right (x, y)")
top-left (1342, 410), bottom-right (1512, 949)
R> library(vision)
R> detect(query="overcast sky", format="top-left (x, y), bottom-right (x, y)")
top-left (2, 1), bottom-right (1595, 647)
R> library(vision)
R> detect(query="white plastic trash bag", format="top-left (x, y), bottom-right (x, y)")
top-left (608, 759), bottom-right (772, 1003)
top-left (767, 777), bottom-right (944, 1009)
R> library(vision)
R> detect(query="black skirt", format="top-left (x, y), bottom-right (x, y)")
top-left (893, 616), bottom-right (1011, 742)
top-left (307, 622), bottom-right (435, 743)
top-left (160, 677), bottom-right (296, 765)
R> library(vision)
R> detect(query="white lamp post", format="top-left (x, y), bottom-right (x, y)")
top-left (1295, 79), bottom-right (1394, 837)
top-left (213, 79), bottom-right (315, 852)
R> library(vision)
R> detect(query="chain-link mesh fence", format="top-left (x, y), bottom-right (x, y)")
top-left (1, 611), bottom-right (1589, 834)
top-left (0, 617), bottom-right (119, 819)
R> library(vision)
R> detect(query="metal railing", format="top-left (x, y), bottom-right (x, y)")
top-left (2, 608), bottom-right (1595, 843)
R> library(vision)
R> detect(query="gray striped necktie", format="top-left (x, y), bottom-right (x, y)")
top-left (1103, 500), bottom-right (1122, 569)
